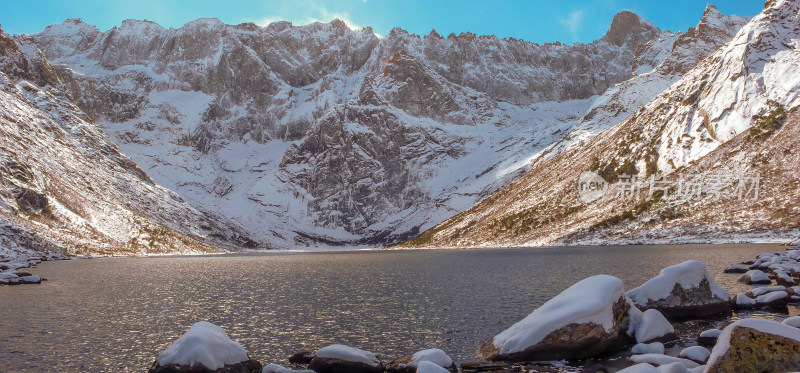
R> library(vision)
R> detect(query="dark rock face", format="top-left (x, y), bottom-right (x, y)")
top-left (148, 359), bottom-right (262, 373)
top-left (307, 357), bottom-right (384, 373)
top-left (288, 351), bottom-right (315, 364)
top-left (476, 297), bottom-right (635, 362)
top-left (706, 321), bottom-right (800, 373)
top-left (634, 279), bottom-right (731, 319)
top-left (605, 11), bottom-right (659, 47)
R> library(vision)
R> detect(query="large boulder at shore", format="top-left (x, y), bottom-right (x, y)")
top-left (627, 260), bottom-right (730, 319)
top-left (384, 348), bottom-right (456, 373)
top-left (476, 275), bottom-right (638, 362)
top-left (307, 344), bottom-right (383, 373)
top-left (705, 318), bottom-right (800, 373)
top-left (148, 322), bottom-right (261, 373)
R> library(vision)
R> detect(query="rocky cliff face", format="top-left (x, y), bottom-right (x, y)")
top-left (400, 0), bottom-right (800, 248)
top-left (4, 2), bottom-right (760, 250)
top-left (8, 8), bottom-right (675, 248)
top-left (0, 27), bottom-right (254, 255)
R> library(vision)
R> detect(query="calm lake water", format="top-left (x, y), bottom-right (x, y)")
top-left (0, 244), bottom-right (788, 372)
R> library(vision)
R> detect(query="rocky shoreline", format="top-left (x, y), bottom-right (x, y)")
top-left (139, 243), bottom-right (800, 373)
top-left (0, 253), bottom-right (69, 285)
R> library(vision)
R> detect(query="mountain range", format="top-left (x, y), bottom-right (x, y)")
top-left (0, 0), bottom-right (796, 254)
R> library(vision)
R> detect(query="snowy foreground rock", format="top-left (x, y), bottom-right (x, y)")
top-left (476, 275), bottom-right (642, 361)
top-left (307, 344), bottom-right (383, 373)
top-left (384, 348), bottom-right (456, 373)
top-left (148, 322), bottom-right (261, 373)
top-left (705, 318), bottom-right (800, 372)
top-left (627, 260), bottom-right (730, 318)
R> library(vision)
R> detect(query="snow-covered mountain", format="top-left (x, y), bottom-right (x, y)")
top-left (400, 0), bottom-right (800, 248)
top-left (0, 27), bottom-right (255, 255)
top-left (1, 3), bottom-right (755, 252)
top-left (11, 10), bottom-right (670, 249)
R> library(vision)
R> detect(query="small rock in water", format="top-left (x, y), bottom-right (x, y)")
top-left (20, 275), bottom-right (41, 284)
top-left (629, 353), bottom-right (699, 369)
top-left (755, 290), bottom-right (790, 309)
top-left (308, 344), bottom-right (383, 373)
top-left (262, 363), bottom-right (314, 373)
top-left (738, 270), bottom-right (771, 285)
top-left (631, 342), bottom-right (664, 355)
top-left (731, 293), bottom-right (756, 310)
top-left (723, 264), bottom-right (748, 273)
top-left (287, 351), bottom-right (315, 365)
top-left (634, 309), bottom-right (676, 344)
top-left (385, 348), bottom-right (455, 373)
top-left (696, 329), bottom-right (721, 347)
top-left (678, 346), bottom-right (711, 364)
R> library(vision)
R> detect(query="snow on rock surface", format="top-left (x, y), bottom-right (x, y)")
top-left (314, 344), bottom-right (380, 366)
top-left (678, 346), bottom-right (710, 363)
top-left (656, 362), bottom-right (691, 373)
top-left (626, 261), bottom-right (730, 318)
top-left (154, 322), bottom-right (250, 370)
top-left (739, 270), bottom-right (771, 284)
top-left (409, 349), bottom-right (452, 368)
top-left (262, 363), bottom-right (314, 373)
top-left (635, 309), bottom-right (675, 343)
top-left (629, 354), bottom-right (699, 369)
top-left (477, 274), bottom-right (638, 361)
top-left (414, 361), bottom-right (450, 373)
top-left (733, 293), bottom-right (756, 309)
top-left (784, 316), bottom-right (800, 328)
top-left (308, 344), bottom-right (383, 373)
top-left (632, 342), bottom-right (665, 355)
top-left (706, 318), bottom-right (800, 373)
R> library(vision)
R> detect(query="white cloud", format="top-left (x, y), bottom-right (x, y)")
top-left (559, 9), bottom-right (585, 42)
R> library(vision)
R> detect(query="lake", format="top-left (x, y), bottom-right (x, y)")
top-left (0, 243), bottom-right (787, 372)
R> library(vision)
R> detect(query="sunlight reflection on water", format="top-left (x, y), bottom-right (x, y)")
top-left (0, 243), bottom-right (786, 372)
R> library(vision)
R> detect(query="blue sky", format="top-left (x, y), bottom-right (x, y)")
top-left (0, 1), bottom-right (763, 44)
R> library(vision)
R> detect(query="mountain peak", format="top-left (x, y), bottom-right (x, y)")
top-left (605, 10), bottom-right (660, 47)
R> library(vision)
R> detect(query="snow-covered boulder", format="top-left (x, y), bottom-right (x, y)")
top-left (19, 275), bottom-right (41, 284)
top-left (414, 361), bottom-right (451, 373)
top-left (723, 264), bottom-right (748, 273)
top-left (747, 285), bottom-right (785, 297)
top-left (755, 290), bottom-right (790, 308)
top-left (262, 363), bottom-right (314, 373)
top-left (738, 270), bottom-right (771, 284)
top-left (148, 321), bottom-right (261, 373)
top-left (783, 316), bottom-right (800, 328)
top-left (476, 275), bottom-right (638, 361)
top-left (384, 348), bottom-right (455, 373)
top-left (635, 309), bottom-right (675, 344)
top-left (775, 270), bottom-right (797, 286)
top-left (696, 329), bottom-right (721, 347)
top-left (678, 346), bottom-right (710, 364)
top-left (731, 293), bottom-right (756, 310)
top-left (705, 318), bottom-right (800, 373)
top-left (629, 354), bottom-right (699, 369)
top-left (632, 342), bottom-right (665, 355)
top-left (308, 344), bottom-right (383, 373)
top-left (627, 260), bottom-right (730, 319)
